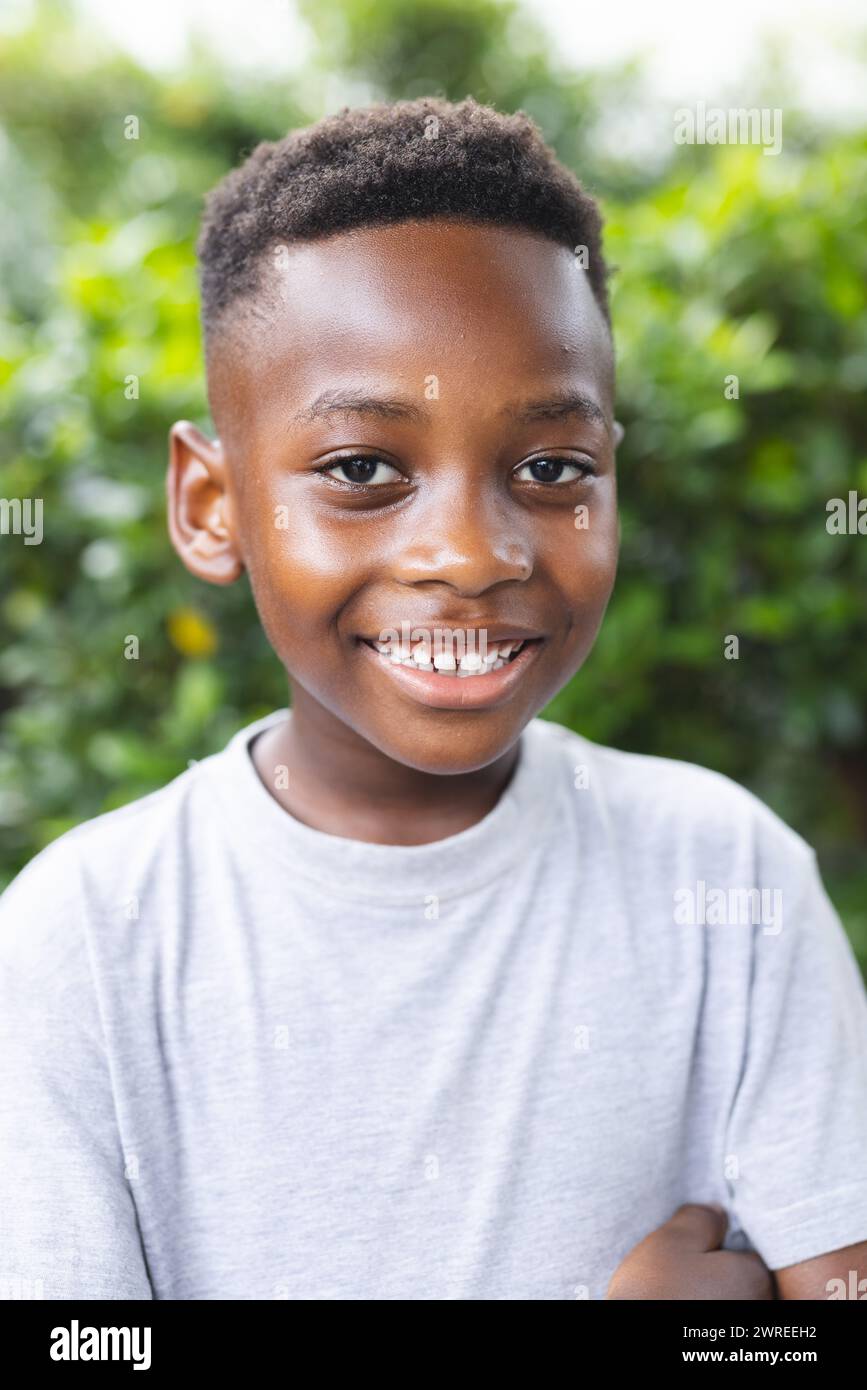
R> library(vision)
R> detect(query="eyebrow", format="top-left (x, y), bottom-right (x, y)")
top-left (291, 386), bottom-right (608, 431)
top-left (291, 389), bottom-right (425, 427)
top-left (503, 389), bottom-right (608, 430)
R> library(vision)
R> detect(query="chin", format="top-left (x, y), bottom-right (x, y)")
top-left (359, 714), bottom-right (528, 777)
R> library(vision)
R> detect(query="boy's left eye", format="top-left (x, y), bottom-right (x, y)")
top-left (514, 458), bottom-right (593, 484)
top-left (322, 457), bottom-right (402, 486)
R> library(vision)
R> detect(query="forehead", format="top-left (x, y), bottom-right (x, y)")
top-left (208, 219), bottom-right (613, 445)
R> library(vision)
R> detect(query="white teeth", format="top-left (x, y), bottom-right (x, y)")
top-left (433, 650), bottom-right (457, 671)
top-left (374, 641), bottom-right (412, 661)
top-left (368, 633), bottom-right (531, 676)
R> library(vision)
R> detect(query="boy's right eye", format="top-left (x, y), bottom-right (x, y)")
top-left (320, 456), bottom-right (402, 487)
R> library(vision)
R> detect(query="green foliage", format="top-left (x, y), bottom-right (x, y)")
top-left (1, 0), bottom-right (865, 970)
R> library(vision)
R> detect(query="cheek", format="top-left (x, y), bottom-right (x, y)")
top-left (241, 493), bottom-right (368, 649)
top-left (545, 486), bottom-right (619, 607)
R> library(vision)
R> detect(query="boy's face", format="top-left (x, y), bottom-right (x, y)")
top-left (170, 218), bottom-right (620, 775)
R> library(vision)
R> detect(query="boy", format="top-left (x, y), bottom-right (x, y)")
top-left (1, 96), bottom-right (866, 1301)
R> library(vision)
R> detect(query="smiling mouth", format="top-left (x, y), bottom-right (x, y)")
top-left (359, 635), bottom-right (540, 677)
top-left (356, 631), bottom-right (547, 711)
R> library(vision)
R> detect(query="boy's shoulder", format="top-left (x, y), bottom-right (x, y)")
top-left (1, 709), bottom-right (288, 927)
top-left (536, 716), bottom-right (814, 869)
top-left (0, 745), bottom-right (231, 967)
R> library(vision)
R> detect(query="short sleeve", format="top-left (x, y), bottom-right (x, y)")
top-left (724, 841), bottom-right (867, 1270)
top-left (0, 839), bottom-right (153, 1300)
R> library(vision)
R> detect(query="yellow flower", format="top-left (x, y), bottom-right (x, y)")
top-left (167, 607), bottom-right (217, 658)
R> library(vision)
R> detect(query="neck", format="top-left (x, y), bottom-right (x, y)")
top-left (250, 687), bottom-right (520, 845)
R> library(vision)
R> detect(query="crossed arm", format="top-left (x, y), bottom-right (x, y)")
top-left (606, 1204), bottom-right (867, 1300)
top-left (775, 1239), bottom-right (867, 1299)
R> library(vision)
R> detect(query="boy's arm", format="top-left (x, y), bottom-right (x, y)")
top-left (774, 1240), bottom-right (867, 1300)
top-left (607, 1211), bottom-right (867, 1300)
top-left (606, 1203), bottom-right (775, 1299)
top-left (721, 838), bottom-right (867, 1281)
top-left (610, 836), bottom-right (867, 1301)
top-left (0, 840), bottom-right (153, 1300)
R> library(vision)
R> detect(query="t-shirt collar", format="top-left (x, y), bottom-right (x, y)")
top-left (207, 708), bottom-right (567, 903)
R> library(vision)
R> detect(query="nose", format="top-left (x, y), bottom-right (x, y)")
top-left (390, 476), bottom-right (533, 597)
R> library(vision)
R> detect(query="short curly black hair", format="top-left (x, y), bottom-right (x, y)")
top-left (197, 95), bottom-right (611, 344)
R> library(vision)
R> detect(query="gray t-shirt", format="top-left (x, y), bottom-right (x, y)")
top-left (2, 710), bottom-right (867, 1300)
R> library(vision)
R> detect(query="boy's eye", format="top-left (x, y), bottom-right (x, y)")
top-left (514, 457), bottom-right (594, 484)
top-left (321, 456), bottom-right (402, 486)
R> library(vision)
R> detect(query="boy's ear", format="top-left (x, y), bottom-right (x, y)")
top-left (167, 420), bottom-right (244, 585)
top-left (613, 420), bottom-right (625, 447)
